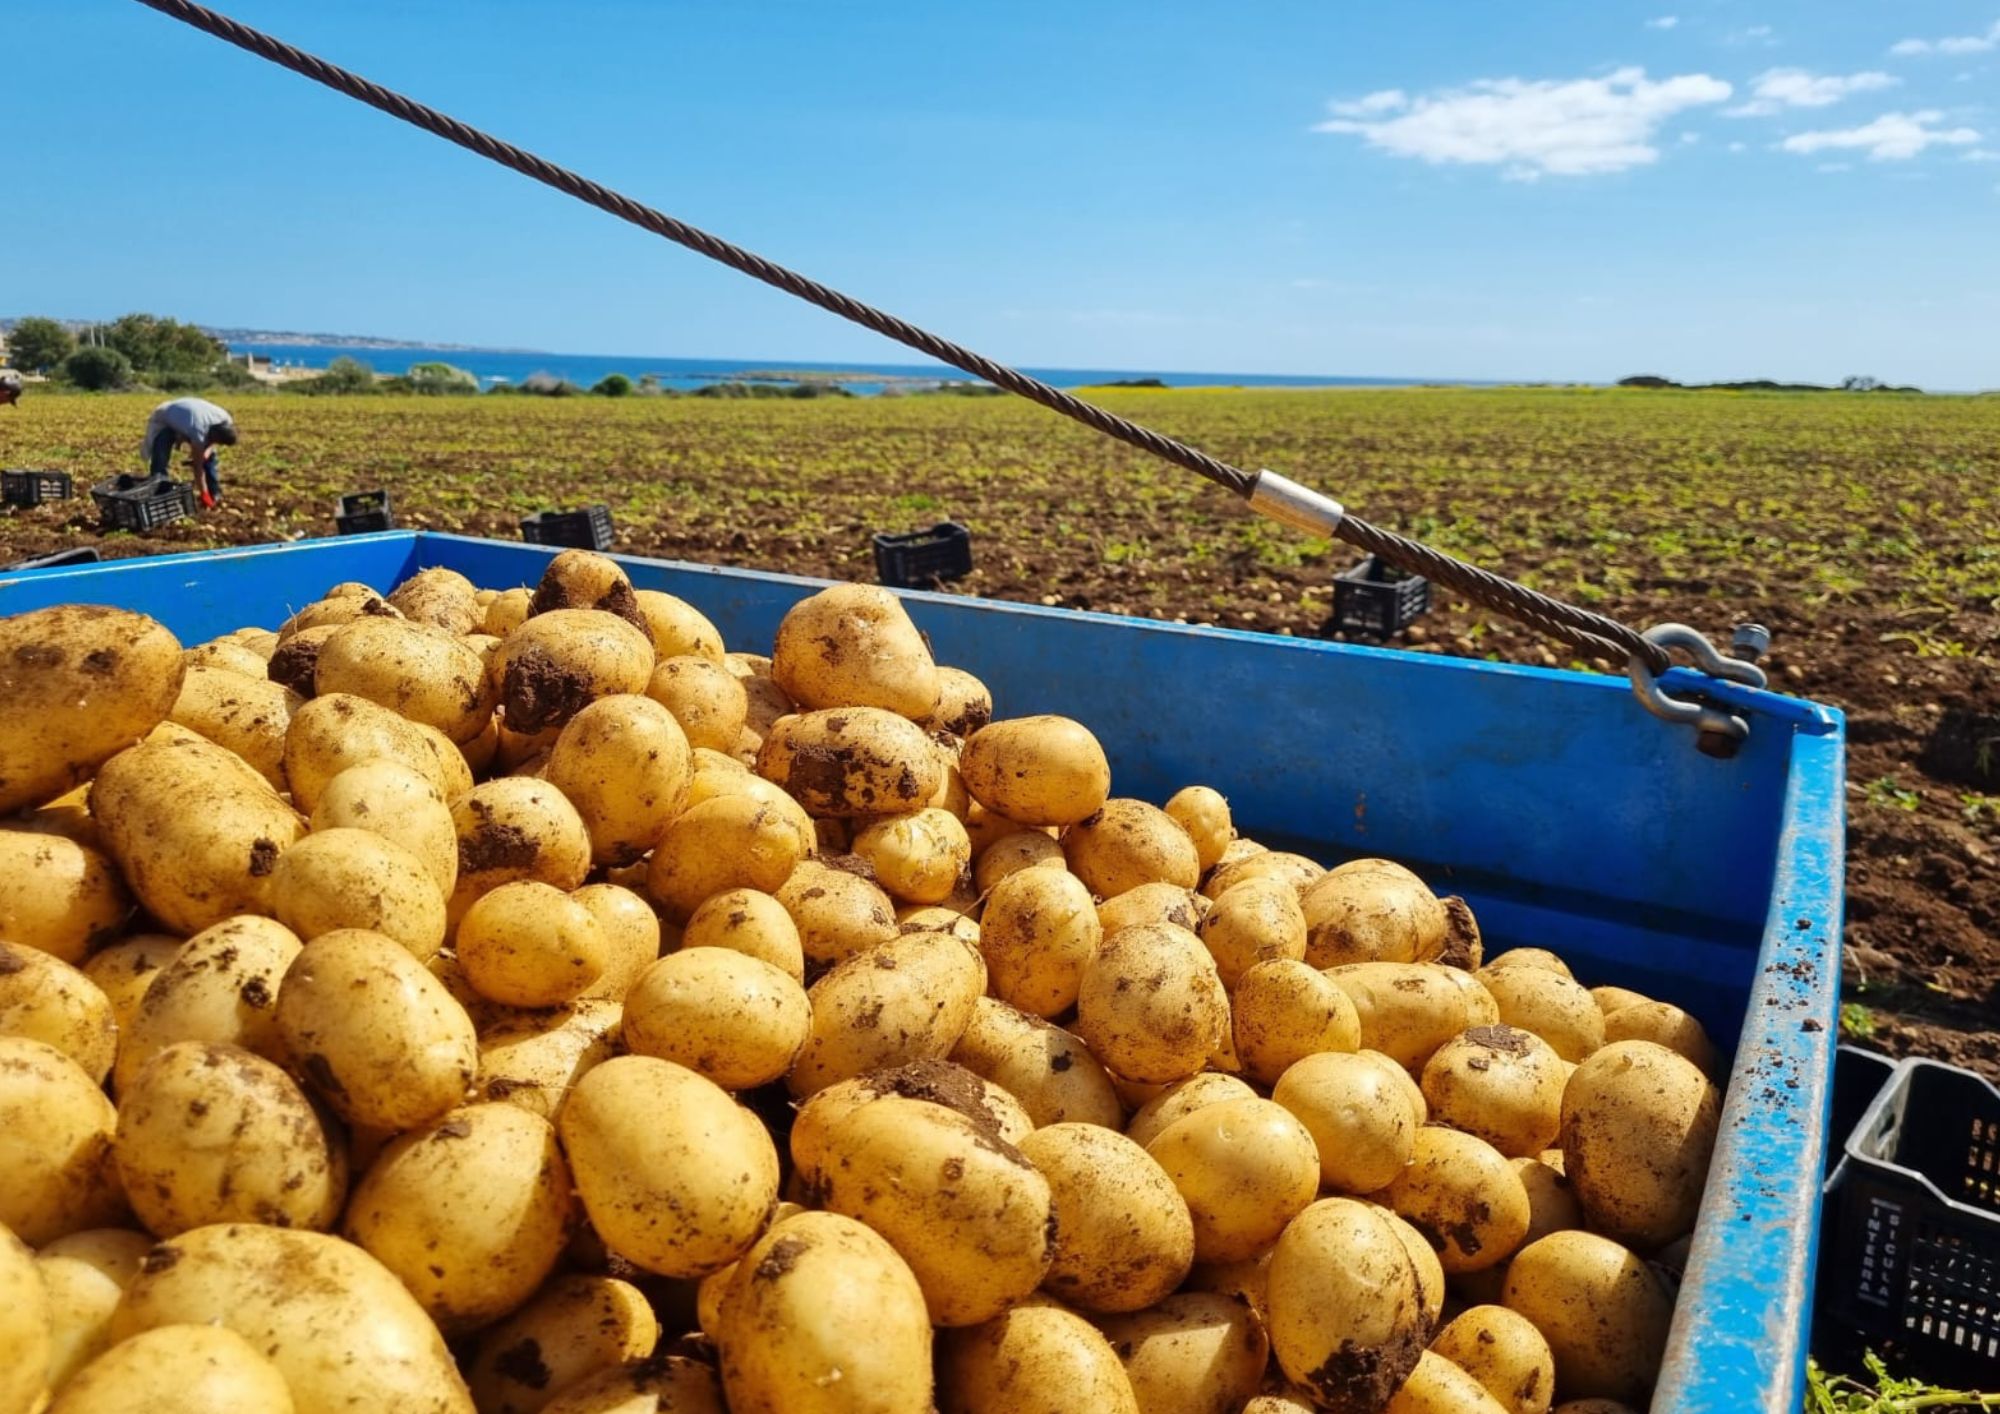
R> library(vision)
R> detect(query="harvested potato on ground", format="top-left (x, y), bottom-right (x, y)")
top-left (1502, 1231), bottom-right (1672, 1405)
top-left (389, 565), bottom-right (482, 634)
top-left (775, 859), bottom-right (899, 965)
top-left (457, 882), bottom-right (608, 1008)
top-left (51, 1323), bottom-right (297, 1414)
top-left (717, 1211), bottom-right (934, 1414)
top-left (314, 617), bottom-right (495, 743)
top-left (1326, 962), bottom-right (1486, 1074)
top-left (169, 666), bottom-right (303, 790)
top-left (959, 715), bottom-right (1111, 827)
top-left (1477, 964), bottom-right (1604, 1064)
top-left (311, 758), bottom-right (458, 895)
top-left (0, 942), bottom-right (117, 1083)
top-left (35, 1228), bottom-right (153, 1392)
top-left (1602, 999), bottom-right (1720, 1077)
top-left (1064, 798), bottom-right (1201, 898)
top-left (1267, 1198), bottom-right (1428, 1412)
top-left (1076, 923), bottom-right (1228, 1085)
top-left (344, 1103), bottom-right (572, 1334)
top-left (282, 691), bottom-right (465, 812)
top-left (1099, 1290), bottom-right (1270, 1414)
top-left (788, 930), bottom-right (985, 1097)
top-left (1146, 1097), bottom-right (1321, 1264)
top-left (1422, 1025), bottom-right (1568, 1158)
top-left (498, 609), bottom-right (655, 735)
top-left (931, 665), bottom-right (994, 738)
top-left (277, 928), bottom-right (478, 1131)
top-left (112, 916), bottom-right (300, 1094)
top-left (1017, 1124), bottom-right (1195, 1313)
top-left (771, 583), bottom-right (939, 721)
top-left (545, 695), bottom-right (694, 866)
top-left (1124, 1072), bottom-right (1258, 1149)
top-left (1381, 1126), bottom-right (1531, 1274)
top-left (646, 795), bottom-right (807, 923)
top-left (0, 604), bottom-right (183, 815)
top-left (1271, 1049), bottom-right (1422, 1195)
top-left (1200, 849), bottom-right (1324, 902)
top-left (756, 707), bottom-right (943, 818)
top-left (561, 1055), bottom-right (779, 1276)
top-left (851, 808), bottom-right (972, 905)
top-left (473, 998), bottom-right (623, 1119)
top-left (1233, 958), bottom-right (1362, 1085)
top-left (645, 654), bottom-right (748, 753)
top-left (0, 1036), bottom-right (123, 1244)
top-left (526, 549), bottom-right (647, 632)
top-left (109, 1221), bottom-right (473, 1413)
top-left (1299, 859), bottom-right (1448, 967)
top-left (632, 589), bottom-right (724, 662)
top-left (270, 827), bottom-right (447, 962)
top-left (623, 947), bottom-right (810, 1090)
top-left (1559, 1040), bottom-right (1720, 1248)
top-left (466, 1274), bottom-right (661, 1414)
top-left (1430, 1305), bottom-right (1556, 1414)
top-left (979, 866), bottom-right (1101, 1017)
top-left (941, 1295), bottom-right (1139, 1414)
top-left (115, 1041), bottom-right (346, 1237)
top-left (950, 997), bottom-right (1125, 1129)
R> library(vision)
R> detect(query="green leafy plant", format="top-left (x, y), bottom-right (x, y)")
top-left (1839, 1002), bottom-right (1878, 1040)
top-left (1863, 777), bottom-right (1922, 813)
top-left (1806, 1352), bottom-right (2000, 1411)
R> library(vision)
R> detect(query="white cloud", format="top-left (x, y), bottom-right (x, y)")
top-left (1314, 67), bottom-right (1732, 178)
top-left (1726, 24), bottom-right (1778, 47)
top-left (1680, 131), bottom-right (1700, 144)
top-left (1645, 15), bottom-right (1679, 29)
top-left (1728, 140), bottom-right (1748, 152)
top-left (1780, 110), bottom-right (1981, 161)
top-left (1726, 67), bottom-right (1897, 116)
top-left (1965, 148), bottom-right (2000, 162)
top-left (1889, 20), bottom-right (2000, 56)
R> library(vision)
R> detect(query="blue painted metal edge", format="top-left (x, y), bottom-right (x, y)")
top-left (1655, 722), bottom-right (1845, 1414)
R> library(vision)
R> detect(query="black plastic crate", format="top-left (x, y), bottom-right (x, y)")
top-left (2, 546), bottom-right (101, 572)
top-left (521, 504), bottom-right (614, 551)
top-left (1327, 555), bottom-right (1432, 642)
top-left (335, 489), bottom-right (395, 535)
top-left (3, 468), bottom-right (75, 508)
top-left (90, 476), bottom-right (197, 532)
top-left (873, 521), bottom-right (972, 588)
top-left (1825, 1045), bottom-right (1899, 1184)
top-left (1820, 1058), bottom-right (2000, 1384)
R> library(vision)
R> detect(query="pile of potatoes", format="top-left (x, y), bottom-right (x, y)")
top-left (0, 553), bottom-right (1728, 1414)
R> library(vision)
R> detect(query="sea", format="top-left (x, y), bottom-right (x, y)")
top-left (229, 342), bottom-right (1454, 396)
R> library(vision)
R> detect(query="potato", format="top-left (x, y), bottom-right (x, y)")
top-left (852, 808), bottom-right (971, 905)
top-left (1244, 1396), bottom-right (1317, 1414)
top-left (278, 928), bottom-right (478, 1130)
top-left (734, 675), bottom-right (794, 761)
top-left (1124, 1073), bottom-right (1256, 1149)
top-left (1097, 1291), bottom-right (1270, 1414)
top-left (525, 549), bottom-right (646, 629)
top-left (458, 882), bottom-right (608, 1008)
top-left (345, 1103), bottom-right (571, 1333)
top-left (1272, 1049), bottom-right (1422, 1195)
top-left (1511, 1157), bottom-right (1583, 1247)
top-left (1190, 884), bottom-right (1313, 1008)
top-left (930, 665), bottom-right (993, 738)
top-left (1377, 1207), bottom-right (1447, 1334)
top-left (545, 695), bottom-right (694, 867)
top-left (474, 998), bottom-right (622, 1119)
top-left (112, 916), bottom-right (300, 1094)
top-left (791, 1063), bottom-right (1035, 1191)
top-left (647, 795), bottom-right (808, 923)
top-left (464, 1276), bottom-right (659, 1414)
top-left (1381, 1127), bottom-right (1531, 1274)
top-left (110, 1221), bottom-right (472, 1413)
top-left (1232, 958), bottom-right (1361, 1085)
top-left (499, 609), bottom-right (655, 735)
top-left (817, 1094), bottom-right (1054, 1324)
top-left (1299, 859), bottom-right (1448, 968)
top-left (452, 777), bottom-right (594, 912)
top-left (1268, 1198), bottom-right (1428, 1411)
top-left (1200, 849), bottom-right (1324, 902)
top-left (1486, 949), bottom-right (1572, 979)
top-left (776, 860), bottom-right (899, 965)
top-left (1383, 1350), bottom-right (1510, 1414)
top-left (717, 1211), bottom-right (933, 1414)
top-left (788, 929), bottom-right (985, 1097)
top-left (0, 942), bottom-right (116, 1083)
top-left (1430, 1305), bottom-right (1556, 1414)
top-left (1422, 1025), bottom-right (1568, 1158)
top-left (0, 1223), bottom-right (50, 1414)
top-left (1326, 962), bottom-right (1487, 1073)
top-left (116, 1042), bottom-right (346, 1237)
top-left (1476, 966), bottom-right (1603, 1063)
top-left (1016, 1124), bottom-right (1193, 1313)
top-left (1601, 999), bottom-right (1719, 1077)
top-left (0, 605), bottom-right (183, 815)
top-left (950, 997), bottom-right (1124, 1129)
top-left (0, 1036), bottom-right (122, 1244)
top-left (567, 883), bottom-right (661, 1001)
top-left (631, 589), bottom-right (724, 662)
top-left (1502, 1232), bottom-right (1671, 1405)
top-left (1096, 882), bottom-right (1203, 940)
top-left (959, 716), bottom-right (1110, 826)
top-left (771, 583), bottom-right (939, 721)
top-left (386, 565), bottom-right (481, 633)
top-left (310, 758), bottom-right (458, 895)
top-left (1158, 786), bottom-right (1229, 870)
top-left (168, 666), bottom-right (303, 790)
top-left (1559, 1040), bottom-right (1720, 1247)
top-left (281, 692), bottom-right (464, 812)
top-left (1146, 1097), bottom-right (1319, 1264)
top-left (1076, 923), bottom-right (1227, 1085)
top-left (898, 904), bottom-right (981, 942)
top-left (624, 948), bottom-right (810, 1090)
top-left (537, 1352), bottom-right (726, 1414)
top-left (50, 1323), bottom-right (296, 1414)
top-left (279, 592), bottom-right (396, 640)
top-left (979, 866), bottom-right (1101, 1017)
top-left (271, 827), bottom-right (447, 962)
top-left (1063, 799), bottom-right (1200, 898)
top-left (642, 654), bottom-right (748, 754)
top-left (184, 638), bottom-right (269, 678)
top-left (313, 617), bottom-right (495, 743)
top-left (756, 707), bottom-right (943, 818)
top-left (678, 887), bottom-right (803, 981)
top-left (683, 757), bottom-right (816, 856)
top-left (36, 1228), bottom-right (151, 1391)
top-left (941, 1295), bottom-right (1138, 1414)
top-left (483, 587), bottom-right (534, 637)
top-left (0, 832), bottom-right (128, 968)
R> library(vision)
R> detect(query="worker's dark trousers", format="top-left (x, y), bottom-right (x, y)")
top-left (147, 432), bottom-right (222, 503)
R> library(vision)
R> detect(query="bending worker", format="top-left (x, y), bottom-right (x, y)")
top-left (141, 396), bottom-right (237, 508)
top-left (0, 369), bottom-right (22, 408)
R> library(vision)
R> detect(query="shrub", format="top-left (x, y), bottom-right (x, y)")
top-left (520, 372), bottom-right (581, 397)
top-left (407, 361), bottom-right (479, 396)
top-left (592, 373), bottom-right (633, 397)
top-left (289, 356), bottom-right (379, 396)
top-left (59, 346), bottom-right (135, 391)
top-left (6, 316), bottom-right (75, 373)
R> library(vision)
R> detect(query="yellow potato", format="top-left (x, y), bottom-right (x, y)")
top-left (270, 826), bottom-right (447, 962)
top-left (1384, 1350), bottom-right (1511, 1414)
top-left (451, 776), bottom-right (593, 912)
top-left (851, 807), bottom-right (972, 905)
top-left (1095, 1291), bottom-right (1269, 1414)
top-left (1075, 923), bottom-right (1228, 1084)
top-left (734, 673), bottom-right (794, 763)
top-left (1124, 1072), bottom-right (1258, 1149)
top-left (115, 1042), bottom-right (346, 1237)
top-left (1378, 1206), bottom-right (1447, 1334)
top-left (0, 605), bottom-right (183, 814)
top-left (546, 695), bottom-right (694, 866)
top-left (1097, 881), bottom-right (1206, 939)
top-left (756, 707), bottom-right (944, 818)
top-left (1146, 1097), bottom-right (1321, 1263)
top-left (1559, 1040), bottom-right (1720, 1247)
top-left (465, 1275), bottom-right (659, 1414)
top-left (949, 996), bottom-right (1125, 1129)
top-left (310, 758), bottom-right (457, 895)
top-left (1381, 1127), bottom-right (1532, 1274)
top-left (525, 549), bottom-right (647, 630)
top-left (959, 716), bottom-right (1110, 826)
top-left (1326, 962), bottom-right (1487, 1073)
top-left (498, 609), bottom-right (655, 735)
top-left (277, 928), bottom-right (478, 1131)
top-left (1476, 965), bottom-right (1604, 1063)
top-left (788, 930), bottom-right (986, 1097)
top-left (168, 665), bottom-right (303, 790)
top-left (771, 583), bottom-right (939, 720)
top-left (930, 665), bottom-right (994, 738)
top-left (1232, 958), bottom-right (1362, 1085)
top-left (537, 1352), bottom-right (726, 1414)
top-left (0, 1222), bottom-right (51, 1414)
top-left (278, 591), bottom-right (397, 640)
top-left (0, 942), bottom-right (116, 1083)
top-left (1063, 798), bottom-right (1201, 898)
top-left (1017, 1124), bottom-right (1194, 1313)
top-left (570, 883), bottom-right (662, 1001)
top-left (1430, 1305), bottom-right (1556, 1414)
top-left (314, 617), bottom-right (495, 743)
top-left (979, 866), bottom-right (1101, 1017)
top-left (50, 1323), bottom-right (297, 1414)
top-left (457, 882), bottom-right (608, 1008)
top-left (1200, 849), bottom-right (1325, 902)
top-left (1300, 859), bottom-right (1448, 967)
top-left (679, 886), bottom-right (803, 981)
top-left (184, 639), bottom-right (270, 678)
top-left (35, 1228), bottom-right (153, 1392)
top-left (483, 586), bottom-right (534, 637)
top-left (0, 831), bottom-right (131, 967)
top-left (898, 903), bottom-right (981, 941)
top-left (281, 691), bottom-right (465, 813)
top-left (473, 998), bottom-right (623, 1120)
top-left (790, 1062), bottom-right (1035, 1192)
top-left (1267, 1198), bottom-right (1428, 1411)
top-left (1422, 1025), bottom-right (1569, 1157)
top-left (345, 1103), bottom-right (572, 1334)
top-left (683, 756), bottom-right (816, 855)
top-left (389, 565), bottom-right (482, 634)
top-left (624, 947), bottom-right (811, 1090)
top-left (1272, 1049), bottom-right (1422, 1195)
top-left (942, 1296), bottom-right (1138, 1414)
top-left (1513, 1157), bottom-right (1584, 1247)
top-left (111, 916), bottom-right (299, 1094)
top-left (645, 654), bottom-right (748, 753)
top-left (0, 1037), bottom-right (122, 1245)
top-left (646, 794), bottom-right (808, 923)
top-left (1486, 948), bottom-right (1573, 979)
top-left (632, 589), bottom-right (725, 662)
top-left (1601, 999), bottom-right (1719, 1077)
top-left (775, 859), bottom-right (899, 965)
top-left (1502, 1232), bottom-right (1672, 1405)
top-left (1163, 785), bottom-right (1233, 874)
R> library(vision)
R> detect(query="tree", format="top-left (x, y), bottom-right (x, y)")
top-left (59, 347), bottom-right (134, 391)
top-left (591, 373), bottom-right (632, 397)
top-left (406, 361), bottom-right (479, 395)
top-left (1840, 375), bottom-right (1881, 393)
top-left (6, 317), bottom-right (74, 373)
top-left (103, 313), bottom-right (227, 376)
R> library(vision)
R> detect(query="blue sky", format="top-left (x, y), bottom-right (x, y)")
top-left (11, 2), bottom-right (1998, 386)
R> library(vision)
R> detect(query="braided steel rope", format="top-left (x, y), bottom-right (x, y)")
top-left (132, 0), bottom-right (1674, 675)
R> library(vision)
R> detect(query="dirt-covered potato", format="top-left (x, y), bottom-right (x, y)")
top-left (1326, 962), bottom-right (1488, 1073)
top-left (0, 605), bottom-right (184, 815)
top-left (1016, 1124), bottom-right (1194, 1313)
top-left (1299, 859), bottom-right (1448, 968)
top-left (790, 1063), bottom-right (1034, 1191)
top-left (771, 583), bottom-right (939, 721)
top-left (1488, 948), bottom-right (1573, 978)
top-left (929, 665), bottom-right (993, 739)
top-left (1192, 879), bottom-right (1312, 992)
top-left (643, 655), bottom-right (748, 754)
top-left (1430, 1305), bottom-right (1556, 1414)
top-left (774, 859), bottom-right (898, 965)
top-left (1200, 848), bottom-right (1324, 902)
top-left (184, 639), bottom-right (270, 678)
top-left (1477, 965), bottom-right (1604, 1063)
top-left (851, 808), bottom-right (971, 905)
top-left (169, 666), bottom-right (303, 790)
top-left (112, 916), bottom-right (300, 1094)
top-left (310, 758), bottom-right (458, 895)
top-left (0, 1037), bottom-right (123, 1244)
top-left (717, 1211), bottom-right (933, 1414)
top-left (959, 716), bottom-right (1111, 827)
top-left (968, 830), bottom-right (1060, 895)
top-left (472, 997), bottom-right (621, 1121)
top-left (1382, 1350), bottom-right (1511, 1414)
top-left (569, 883), bottom-right (662, 1001)
top-left (271, 827), bottom-right (447, 962)
top-left (278, 928), bottom-right (478, 1131)
top-left (543, 695), bottom-right (693, 866)
top-left (525, 549), bottom-right (646, 629)
top-left (109, 1222), bottom-right (473, 1413)
top-left (498, 609), bottom-right (655, 735)
top-left (1096, 1291), bottom-right (1269, 1414)
top-left (1233, 958), bottom-right (1362, 1085)
top-left (1512, 1157), bottom-right (1583, 1247)
top-left (1146, 1097), bottom-right (1320, 1263)
top-left (51, 1323), bottom-right (296, 1414)
top-left (1559, 1040), bottom-right (1720, 1247)
top-left (788, 930), bottom-right (985, 1097)
top-left (1097, 881), bottom-right (1205, 938)
top-left (684, 754), bottom-right (816, 853)
top-left (559, 1055), bottom-right (780, 1277)
top-left (816, 1094), bottom-right (1054, 1325)
top-left (1063, 799), bottom-right (1201, 898)
top-left (314, 617), bottom-right (495, 743)
top-left (1502, 1231), bottom-right (1671, 1405)
top-left (0, 942), bottom-right (116, 1083)
top-left (950, 997), bottom-right (1124, 1128)
top-left (1152, 787), bottom-right (1229, 876)
top-left (1422, 1025), bottom-right (1568, 1158)
top-left (646, 795), bottom-right (808, 923)
top-left (0, 829), bottom-right (131, 966)
top-left (388, 565), bottom-right (481, 635)
top-left (979, 866), bottom-right (1101, 1017)
top-left (278, 591), bottom-right (395, 640)
top-left (678, 886), bottom-right (804, 981)
top-left (1271, 1049), bottom-right (1422, 1195)
top-left (630, 589), bottom-right (724, 662)
top-left (940, 1295), bottom-right (1137, 1414)
top-left (116, 1042), bottom-right (346, 1237)
top-left (344, 1103), bottom-right (571, 1334)
top-left (756, 707), bottom-right (944, 818)
top-left (1381, 1127), bottom-right (1531, 1274)
top-left (456, 881), bottom-right (608, 1007)
top-left (1268, 1198), bottom-right (1428, 1412)
top-left (1601, 999), bottom-right (1719, 1077)
top-left (451, 776), bottom-right (593, 915)
top-left (466, 1274), bottom-right (661, 1414)
top-left (1076, 923), bottom-right (1228, 1085)
top-left (282, 692), bottom-right (466, 812)
top-left (624, 947), bottom-right (810, 1090)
